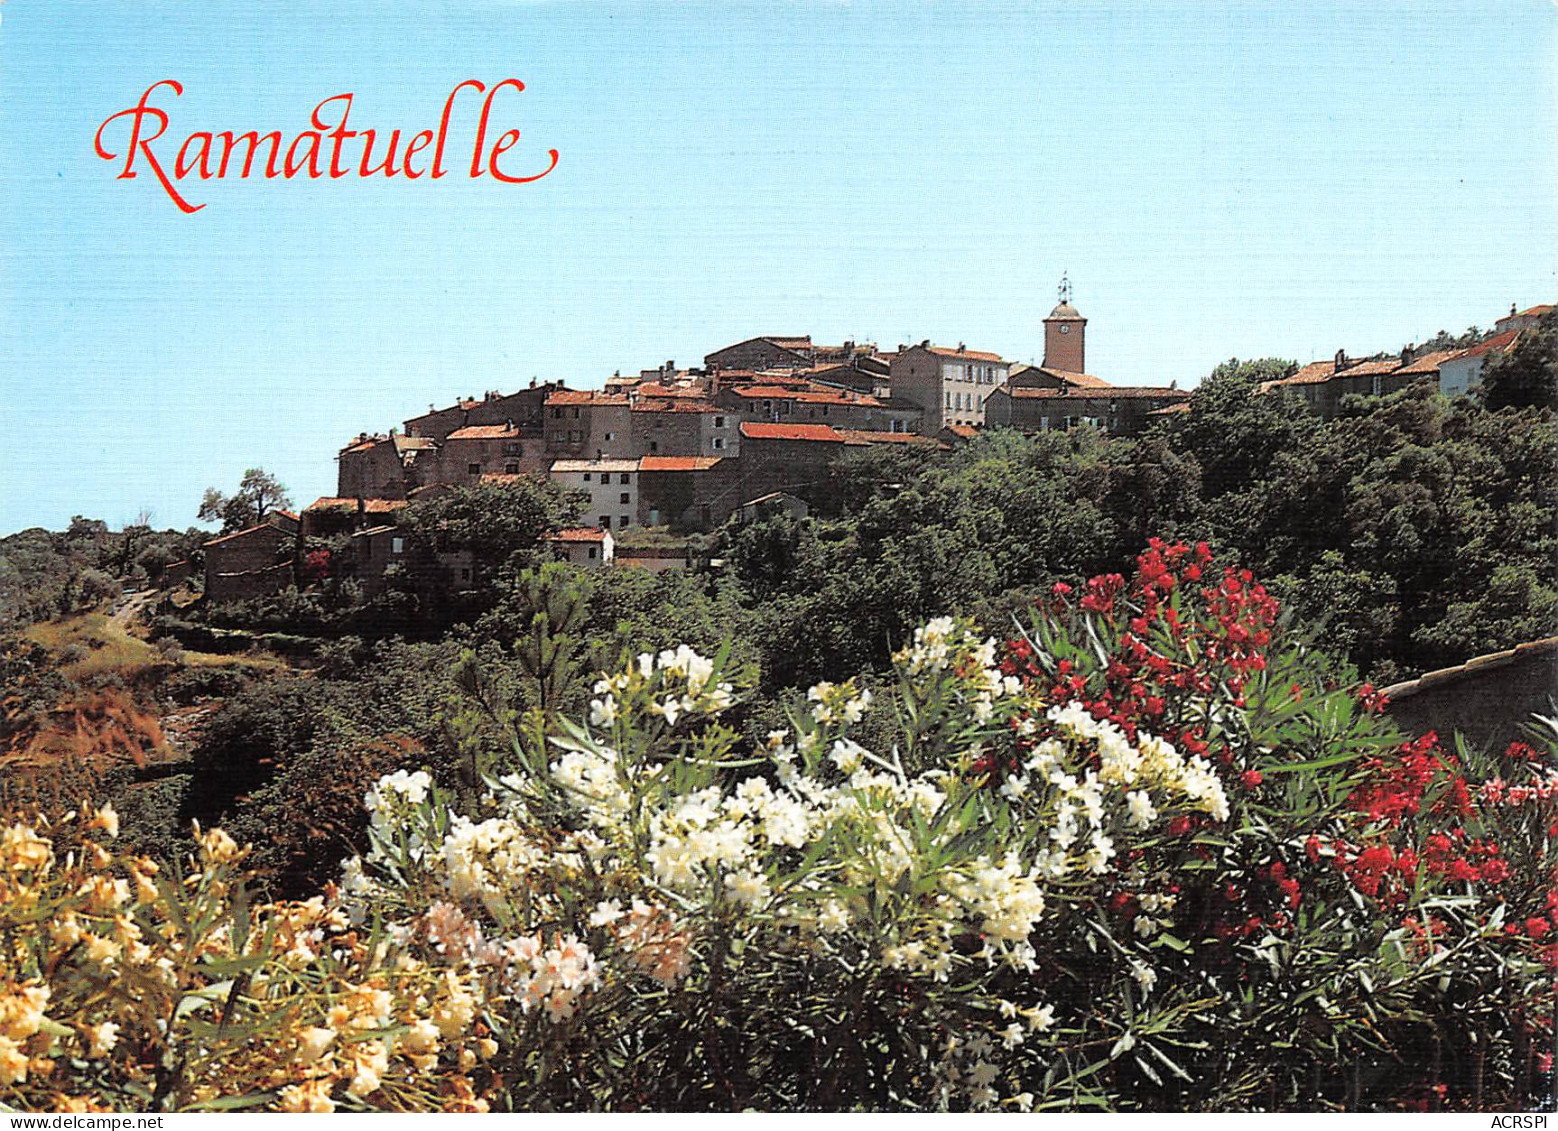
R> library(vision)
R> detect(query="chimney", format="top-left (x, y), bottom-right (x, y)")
top-left (1335, 349), bottom-right (1348, 371)
top-left (429, 403), bottom-right (435, 412)
top-left (529, 377), bottom-right (537, 389)
top-left (1401, 346), bottom-right (1412, 365)
top-left (921, 339), bottom-right (930, 348)
top-left (1512, 303), bottom-right (1519, 316)
top-left (957, 342), bottom-right (965, 352)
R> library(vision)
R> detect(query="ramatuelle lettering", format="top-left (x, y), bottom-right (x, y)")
top-left (93, 80), bottom-right (559, 213)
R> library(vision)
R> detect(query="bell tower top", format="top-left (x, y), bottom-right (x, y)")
top-left (1042, 273), bottom-right (1086, 373)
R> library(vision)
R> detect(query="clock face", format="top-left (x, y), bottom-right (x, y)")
top-left (1059, 325), bottom-right (1070, 334)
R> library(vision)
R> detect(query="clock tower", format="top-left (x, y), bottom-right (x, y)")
top-left (1042, 273), bottom-right (1086, 373)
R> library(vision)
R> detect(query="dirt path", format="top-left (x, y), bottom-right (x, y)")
top-left (110, 588), bottom-right (158, 631)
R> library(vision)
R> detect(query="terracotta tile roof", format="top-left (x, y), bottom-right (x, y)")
top-left (1004, 386), bottom-right (1187, 401)
top-left (739, 422), bottom-right (844, 442)
top-left (1462, 329), bottom-right (1521, 359)
top-left (942, 424), bottom-right (979, 439)
top-left (836, 429), bottom-right (940, 446)
top-left (924, 345), bottom-right (1006, 363)
top-left (1147, 402), bottom-right (1192, 415)
top-left (446, 425), bottom-right (521, 440)
top-left (1395, 349), bottom-right (1465, 376)
top-left (1333, 358), bottom-right (1400, 378)
top-left (550, 459), bottom-right (642, 473)
top-left (1516, 304), bottom-right (1553, 318)
top-left (794, 390), bottom-right (881, 406)
top-left (635, 383), bottom-right (706, 398)
top-left (479, 473), bottom-right (532, 484)
top-left (766, 336), bottom-right (813, 350)
top-left (549, 527), bottom-right (609, 543)
top-left (1265, 361), bottom-right (1337, 388)
top-left (1380, 636), bottom-right (1558, 703)
top-left (728, 385), bottom-right (808, 399)
top-left (305, 497), bottom-right (408, 513)
top-left (630, 399), bottom-right (718, 414)
top-left (639, 456), bottom-right (724, 472)
top-left (546, 389), bottom-right (603, 406)
top-left (203, 521), bottom-right (289, 548)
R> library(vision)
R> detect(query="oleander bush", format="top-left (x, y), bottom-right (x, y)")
top-left (1, 545), bottom-right (1551, 1112)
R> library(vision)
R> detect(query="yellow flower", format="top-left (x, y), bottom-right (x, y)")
top-left (82, 1021), bottom-right (120, 1059)
top-left (296, 1026), bottom-right (336, 1064)
top-left (87, 804), bottom-right (120, 839)
top-left (2, 824), bottom-right (52, 872)
top-left (194, 823), bottom-right (242, 865)
top-left (278, 1078), bottom-right (336, 1113)
top-left (0, 1034), bottom-right (30, 1085)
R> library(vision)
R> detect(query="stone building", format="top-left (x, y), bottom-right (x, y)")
top-left (733, 422), bottom-right (849, 507)
top-left (704, 335), bottom-right (816, 372)
top-left (549, 459), bottom-right (641, 533)
top-left (202, 511), bottom-right (299, 604)
top-left (435, 424), bottom-right (548, 487)
top-left (1260, 347), bottom-right (1456, 420)
top-left (636, 456), bottom-right (737, 530)
top-left (335, 432), bottom-right (437, 500)
top-left (984, 383), bottom-right (1189, 436)
top-left (402, 385), bottom-right (554, 442)
top-left (1383, 637), bottom-right (1558, 755)
top-left (889, 343), bottom-right (1011, 434)
top-left (547, 527), bottom-right (614, 567)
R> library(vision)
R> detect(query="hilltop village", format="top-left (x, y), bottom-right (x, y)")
top-left (200, 293), bottom-right (1552, 602)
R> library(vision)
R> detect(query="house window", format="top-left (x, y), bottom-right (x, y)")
top-left (583, 472), bottom-right (591, 482)
top-left (620, 515), bottom-right (631, 528)
top-left (650, 441), bottom-right (659, 452)
top-left (550, 407), bottom-right (562, 419)
top-left (621, 473), bottom-right (631, 484)
top-left (603, 431), bottom-right (614, 441)
top-left (945, 391), bottom-right (952, 409)
top-left (571, 407), bottom-right (581, 419)
top-left (391, 537), bottom-right (404, 555)
top-left (587, 547), bottom-right (597, 560)
top-left (503, 442), bottom-right (521, 455)
top-left (713, 437), bottom-right (725, 450)
top-left (714, 415), bottom-right (725, 427)
top-left (505, 462), bottom-right (519, 474)
top-left (619, 492), bottom-right (630, 505)
top-left (600, 515), bottom-right (611, 528)
top-left (1371, 374), bottom-right (1383, 396)
top-left (467, 463), bottom-right (481, 475)
top-left (460, 567), bottom-right (471, 581)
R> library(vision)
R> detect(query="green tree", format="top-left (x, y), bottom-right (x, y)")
top-left (399, 478), bottom-right (580, 592)
top-left (198, 468), bottom-right (293, 533)
top-left (1480, 309), bottom-right (1557, 411)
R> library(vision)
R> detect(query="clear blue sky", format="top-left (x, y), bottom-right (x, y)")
top-left (2, 1), bottom-right (1554, 535)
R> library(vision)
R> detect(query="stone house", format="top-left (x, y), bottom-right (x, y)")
top-left (704, 335), bottom-right (816, 372)
top-left (435, 424), bottom-right (548, 487)
top-left (733, 491), bottom-right (810, 525)
top-left (734, 422), bottom-right (848, 507)
top-left (335, 432), bottom-right (437, 499)
top-left (630, 401), bottom-right (738, 458)
top-left (984, 384), bottom-right (1189, 436)
top-left (402, 385), bottom-right (554, 442)
top-left (1260, 348), bottom-right (1454, 419)
top-left (543, 390), bottom-right (635, 461)
top-left (1383, 637), bottom-right (1558, 755)
top-left (1436, 332), bottom-right (1521, 399)
top-left (202, 511), bottom-right (299, 604)
top-left (549, 459), bottom-right (641, 533)
top-left (547, 527), bottom-right (615, 567)
top-left (350, 524), bottom-right (477, 597)
top-left (636, 456), bottom-right (738, 530)
top-left (889, 343), bottom-right (1010, 434)
top-left (301, 496), bottom-right (408, 538)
